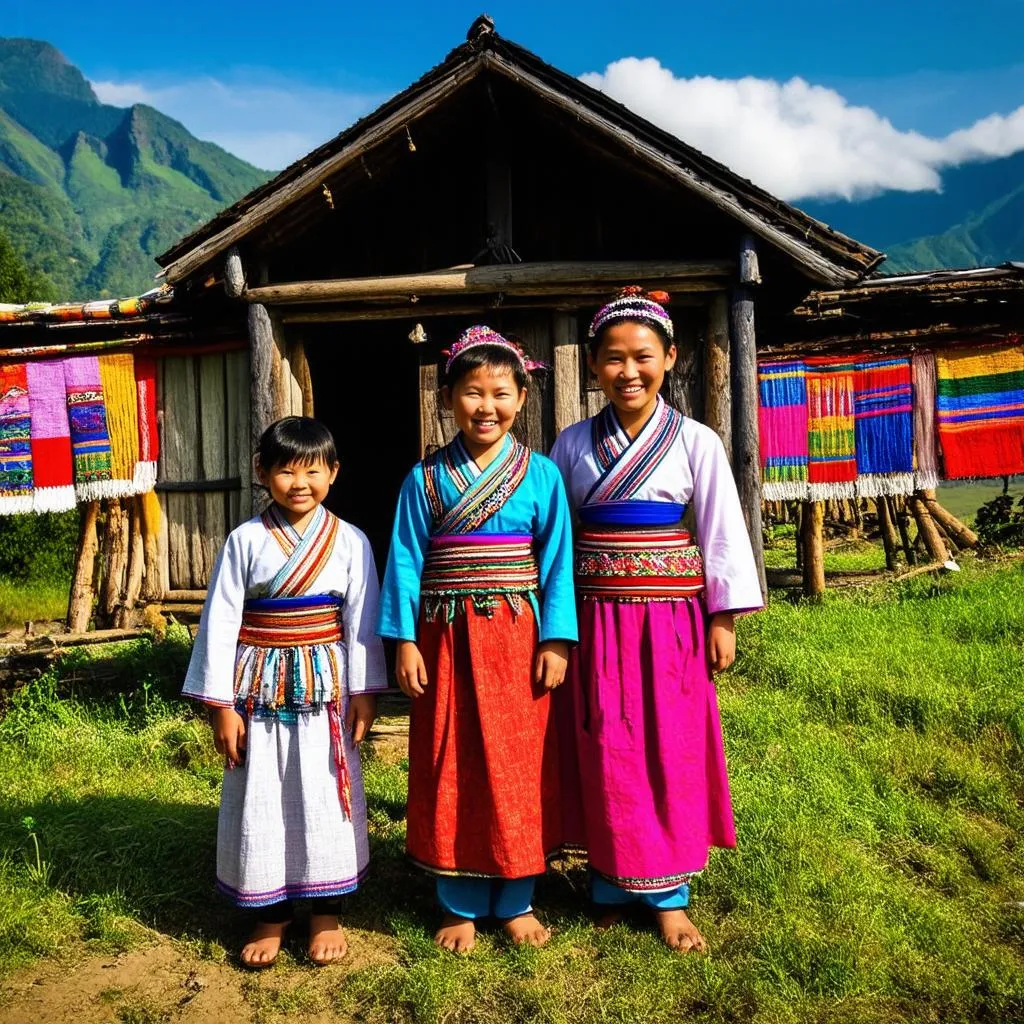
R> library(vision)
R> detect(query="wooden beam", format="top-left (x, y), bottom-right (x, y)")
top-left (244, 261), bottom-right (734, 305)
top-left (248, 302), bottom-right (276, 509)
top-left (802, 500), bottom-right (825, 597)
top-left (552, 312), bottom-right (581, 435)
top-left (876, 496), bottom-right (900, 570)
top-left (67, 501), bottom-right (100, 632)
top-left (484, 51), bottom-right (866, 286)
top-left (730, 247), bottom-right (766, 598)
top-left (224, 246), bottom-right (246, 298)
top-left (704, 292), bottom-right (732, 461)
top-left (909, 492), bottom-right (950, 564)
top-left (159, 58), bottom-right (488, 284)
top-left (739, 234), bottom-right (762, 285)
top-left (922, 490), bottom-right (979, 549)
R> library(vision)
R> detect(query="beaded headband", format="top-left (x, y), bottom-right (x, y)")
top-left (588, 286), bottom-right (674, 341)
top-left (442, 324), bottom-right (546, 375)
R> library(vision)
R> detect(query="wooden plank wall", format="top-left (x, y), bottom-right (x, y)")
top-left (158, 349), bottom-right (253, 591)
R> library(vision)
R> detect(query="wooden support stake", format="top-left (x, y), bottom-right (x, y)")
top-left (877, 496), bottom-right (900, 570)
top-left (224, 246), bottom-right (246, 299)
top-left (922, 489), bottom-right (979, 549)
top-left (140, 489), bottom-right (162, 602)
top-left (552, 312), bottom-right (581, 435)
top-left (794, 502), bottom-right (803, 570)
top-left (705, 292), bottom-right (732, 461)
top-left (891, 495), bottom-right (916, 566)
top-left (67, 501), bottom-right (100, 632)
top-left (248, 302), bottom-right (276, 510)
top-left (909, 492), bottom-right (950, 563)
top-left (802, 500), bottom-right (825, 597)
top-left (118, 496), bottom-right (145, 628)
top-left (730, 259), bottom-right (766, 599)
top-left (100, 499), bottom-right (130, 625)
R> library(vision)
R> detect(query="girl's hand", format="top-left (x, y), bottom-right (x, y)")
top-left (346, 693), bottom-right (377, 743)
top-left (708, 613), bottom-right (736, 673)
top-left (210, 706), bottom-right (247, 768)
top-left (535, 640), bottom-right (569, 690)
top-left (396, 640), bottom-right (429, 698)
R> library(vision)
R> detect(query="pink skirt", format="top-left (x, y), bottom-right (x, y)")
top-left (559, 596), bottom-right (736, 891)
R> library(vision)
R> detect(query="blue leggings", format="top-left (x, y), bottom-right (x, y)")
top-left (436, 876), bottom-right (536, 920)
top-left (590, 873), bottom-right (689, 910)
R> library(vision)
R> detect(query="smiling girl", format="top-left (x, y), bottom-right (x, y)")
top-left (550, 288), bottom-right (763, 952)
top-left (378, 325), bottom-right (577, 953)
top-left (182, 417), bottom-right (387, 967)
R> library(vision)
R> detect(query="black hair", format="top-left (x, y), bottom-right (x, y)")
top-left (442, 343), bottom-right (529, 392)
top-left (589, 316), bottom-right (674, 358)
top-left (256, 416), bottom-right (338, 471)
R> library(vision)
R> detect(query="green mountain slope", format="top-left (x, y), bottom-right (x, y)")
top-left (0, 37), bottom-right (270, 299)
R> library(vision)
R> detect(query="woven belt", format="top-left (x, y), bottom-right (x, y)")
top-left (575, 528), bottom-right (705, 602)
top-left (238, 596), bottom-right (343, 648)
top-left (420, 535), bottom-right (539, 620)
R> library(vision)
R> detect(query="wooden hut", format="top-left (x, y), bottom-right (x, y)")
top-left (144, 15), bottom-right (880, 603)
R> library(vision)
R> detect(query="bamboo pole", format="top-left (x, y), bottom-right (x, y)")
top-left (67, 502), bottom-right (100, 632)
top-left (802, 500), bottom-right (825, 597)
top-left (243, 260), bottom-right (734, 305)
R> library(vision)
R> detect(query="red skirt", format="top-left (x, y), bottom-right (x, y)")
top-left (407, 599), bottom-right (563, 878)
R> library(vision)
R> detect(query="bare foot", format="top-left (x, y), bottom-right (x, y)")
top-left (308, 914), bottom-right (348, 966)
top-left (503, 913), bottom-right (551, 947)
top-left (240, 920), bottom-right (288, 968)
top-left (654, 908), bottom-right (706, 953)
top-left (435, 913), bottom-right (476, 954)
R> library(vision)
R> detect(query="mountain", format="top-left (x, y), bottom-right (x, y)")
top-left (801, 151), bottom-right (1024, 274)
top-left (0, 38), bottom-right (270, 298)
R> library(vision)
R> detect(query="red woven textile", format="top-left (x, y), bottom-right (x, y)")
top-left (407, 600), bottom-right (563, 878)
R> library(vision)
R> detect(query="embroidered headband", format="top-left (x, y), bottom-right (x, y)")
top-left (442, 324), bottom-right (546, 374)
top-left (588, 286), bottom-right (674, 341)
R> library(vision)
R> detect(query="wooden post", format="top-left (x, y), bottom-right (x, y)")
top-left (248, 302), bottom-right (276, 510)
top-left (794, 502), bottom-right (803, 571)
top-left (140, 490), bottom-right (162, 602)
top-left (199, 355), bottom-right (229, 581)
top-left (100, 498), bottom-right (130, 625)
top-left (704, 292), bottom-right (732, 461)
top-left (730, 239), bottom-right (766, 599)
top-left (292, 340), bottom-right (315, 417)
top-left (909, 491), bottom-right (950, 563)
top-left (891, 496), bottom-right (917, 566)
top-left (118, 496), bottom-right (145, 628)
top-left (802, 500), bottom-right (825, 597)
top-left (922, 490), bottom-right (979, 548)
top-left (67, 501), bottom-right (100, 632)
top-left (877, 496), bottom-right (900, 570)
top-left (552, 312), bottom-right (581, 435)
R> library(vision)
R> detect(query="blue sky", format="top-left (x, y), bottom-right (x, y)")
top-left (5, 0), bottom-right (1024, 198)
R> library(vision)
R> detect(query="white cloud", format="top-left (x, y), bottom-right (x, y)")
top-left (580, 58), bottom-right (1024, 201)
top-left (90, 74), bottom-right (384, 171)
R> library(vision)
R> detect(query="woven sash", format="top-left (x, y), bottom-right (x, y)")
top-left (420, 535), bottom-right (539, 621)
top-left (238, 597), bottom-right (344, 649)
top-left (575, 528), bottom-right (705, 602)
top-left (261, 503), bottom-right (339, 596)
top-left (586, 396), bottom-right (683, 505)
top-left (424, 435), bottom-right (531, 534)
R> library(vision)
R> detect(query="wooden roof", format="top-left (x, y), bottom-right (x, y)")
top-left (157, 17), bottom-right (882, 288)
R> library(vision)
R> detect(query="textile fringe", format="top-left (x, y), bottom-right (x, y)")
top-left (0, 494), bottom-right (34, 514)
top-left (762, 480), bottom-right (809, 501)
top-left (76, 476), bottom-right (141, 502)
top-left (808, 481), bottom-right (857, 501)
top-left (32, 485), bottom-right (76, 513)
top-left (854, 472), bottom-right (914, 499)
top-left (914, 469), bottom-right (939, 491)
top-left (423, 591), bottom-right (526, 624)
top-left (133, 461), bottom-right (158, 491)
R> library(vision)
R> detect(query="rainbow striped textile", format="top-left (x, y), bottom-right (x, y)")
top-left (420, 534), bottom-right (539, 622)
top-left (935, 343), bottom-right (1024, 479)
top-left (757, 360), bottom-right (809, 500)
top-left (575, 527), bottom-right (705, 602)
top-left (853, 357), bottom-right (914, 497)
top-left (806, 359), bottom-right (857, 500)
top-left (0, 364), bottom-right (32, 513)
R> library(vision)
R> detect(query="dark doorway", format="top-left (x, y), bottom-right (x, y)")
top-left (304, 322), bottom-right (422, 574)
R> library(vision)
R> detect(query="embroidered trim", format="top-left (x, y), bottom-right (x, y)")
top-left (575, 529), bottom-right (705, 602)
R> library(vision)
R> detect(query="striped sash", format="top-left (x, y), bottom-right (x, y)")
top-left (586, 396), bottom-right (683, 505)
top-left (575, 527), bottom-right (705, 602)
top-left (261, 503), bottom-right (340, 595)
top-left (424, 435), bottom-right (531, 534)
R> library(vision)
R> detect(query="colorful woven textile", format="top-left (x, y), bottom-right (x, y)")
top-left (935, 343), bottom-right (1024, 479)
top-left (853, 357), bottom-right (913, 497)
top-left (25, 360), bottom-right (74, 512)
top-left (574, 528), bottom-right (705, 601)
top-left (420, 535), bottom-right (539, 621)
top-left (912, 352), bottom-right (939, 490)
top-left (806, 359), bottom-right (857, 500)
top-left (757, 360), bottom-right (809, 500)
top-left (134, 356), bottom-right (159, 490)
top-left (63, 356), bottom-right (114, 500)
top-left (0, 365), bottom-right (33, 513)
top-left (99, 353), bottom-right (140, 495)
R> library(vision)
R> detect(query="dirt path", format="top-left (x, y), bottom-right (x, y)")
top-left (0, 926), bottom-right (398, 1024)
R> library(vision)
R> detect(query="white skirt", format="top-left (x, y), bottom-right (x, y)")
top-left (216, 706), bottom-right (370, 907)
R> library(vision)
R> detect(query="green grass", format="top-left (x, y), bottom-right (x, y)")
top-left (2, 566), bottom-right (1024, 1022)
top-left (0, 576), bottom-right (68, 630)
